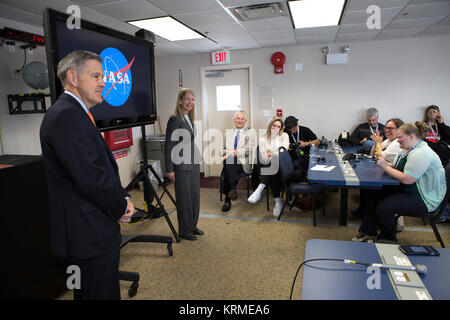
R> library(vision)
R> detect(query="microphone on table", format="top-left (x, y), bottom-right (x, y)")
top-left (370, 263), bottom-right (428, 275)
top-left (343, 259), bottom-right (428, 275)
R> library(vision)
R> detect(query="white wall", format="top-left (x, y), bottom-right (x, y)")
top-left (155, 35), bottom-right (450, 142)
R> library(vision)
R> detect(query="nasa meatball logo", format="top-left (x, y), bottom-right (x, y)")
top-left (100, 47), bottom-right (134, 106)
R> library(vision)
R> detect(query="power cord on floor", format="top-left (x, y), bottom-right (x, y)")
top-left (290, 258), bottom-right (371, 300)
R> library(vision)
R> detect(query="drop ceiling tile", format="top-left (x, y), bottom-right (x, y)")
top-left (199, 23), bottom-right (245, 42)
top-left (294, 26), bottom-right (339, 37)
top-left (434, 15), bottom-right (450, 26)
top-left (335, 30), bottom-right (380, 42)
top-left (297, 35), bottom-right (336, 45)
top-left (17, 14), bottom-right (44, 28)
top-left (408, 0), bottom-right (450, 5)
top-left (213, 35), bottom-right (260, 50)
top-left (146, 0), bottom-right (221, 15)
top-left (417, 25), bottom-right (450, 36)
top-left (174, 9), bottom-right (235, 30)
top-left (89, 0), bottom-right (165, 21)
top-left (0, 0), bottom-right (44, 15)
top-left (109, 21), bottom-right (140, 36)
top-left (251, 29), bottom-right (295, 41)
top-left (80, 7), bottom-right (121, 25)
top-left (240, 15), bottom-right (292, 33)
top-left (386, 16), bottom-right (444, 30)
top-left (71, 0), bottom-right (121, 6)
top-left (399, 2), bottom-right (450, 19)
top-left (375, 28), bottom-right (425, 40)
top-left (176, 38), bottom-right (223, 52)
top-left (346, 0), bottom-right (410, 11)
top-left (0, 0), bottom-right (73, 15)
top-left (220, 0), bottom-right (280, 8)
top-left (342, 7), bottom-right (403, 24)
top-left (0, 3), bottom-right (33, 19)
top-left (154, 41), bottom-right (196, 55)
top-left (339, 21), bottom-right (389, 33)
top-left (257, 38), bottom-right (297, 47)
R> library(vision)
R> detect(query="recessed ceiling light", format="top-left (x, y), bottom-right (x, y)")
top-left (127, 16), bottom-right (204, 41)
top-left (288, 0), bottom-right (346, 29)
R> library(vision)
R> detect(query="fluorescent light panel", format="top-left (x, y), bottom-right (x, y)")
top-left (288, 0), bottom-right (346, 29)
top-left (128, 16), bottom-right (204, 41)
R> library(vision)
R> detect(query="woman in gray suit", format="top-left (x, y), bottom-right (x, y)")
top-left (165, 88), bottom-right (202, 240)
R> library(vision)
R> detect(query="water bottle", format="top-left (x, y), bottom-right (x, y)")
top-left (310, 143), bottom-right (318, 164)
top-left (311, 143), bottom-right (318, 155)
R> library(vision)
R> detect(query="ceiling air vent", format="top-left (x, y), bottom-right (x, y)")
top-left (230, 2), bottom-right (286, 22)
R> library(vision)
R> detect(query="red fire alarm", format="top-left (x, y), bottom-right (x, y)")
top-left (271, 52), bottom-right (286, 74)
top-left (104, 128), bottom-right (133, 152)
top-left (276, 109), bottom-right (283, 117)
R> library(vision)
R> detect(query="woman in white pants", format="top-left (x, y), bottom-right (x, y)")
top-left (248, 117), bottom-right (289, 217)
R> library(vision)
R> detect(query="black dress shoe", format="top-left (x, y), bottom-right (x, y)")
top-left (193, 227), bottom-right (204, 235)
top-left (221, 201), bottom-right (231, 212)
top-left (180, 234), bottom-right (197, 241)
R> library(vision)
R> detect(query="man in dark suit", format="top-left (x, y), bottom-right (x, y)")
top-left (40, 50), bottom-right (135, 300)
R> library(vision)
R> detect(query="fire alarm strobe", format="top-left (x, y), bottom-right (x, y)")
top-left (271, 52), bottom-right (286, 74)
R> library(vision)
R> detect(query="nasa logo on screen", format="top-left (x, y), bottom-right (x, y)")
top-left (100, 47), bottom-right (134, 106)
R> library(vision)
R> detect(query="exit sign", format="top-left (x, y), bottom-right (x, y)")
top-left (212, 50), bottom-right (230, 65)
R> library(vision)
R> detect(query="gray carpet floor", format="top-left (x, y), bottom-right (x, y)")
top-left (56, 183), bottom-right (450, 300)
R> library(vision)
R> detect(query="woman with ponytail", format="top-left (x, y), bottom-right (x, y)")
top-left (353, 121), bottom-right (446, 243)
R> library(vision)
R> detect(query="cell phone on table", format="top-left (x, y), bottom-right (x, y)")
top-left (399, 245), bottom-right (440, 256)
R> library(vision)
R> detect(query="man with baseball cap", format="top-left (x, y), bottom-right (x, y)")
top-left (284, 116), bottom-right (319, 181)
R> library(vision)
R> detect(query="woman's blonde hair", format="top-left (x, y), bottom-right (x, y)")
top-left (398, 121), bottom-right (429, 139)
top-left (266, 117), bottom-right (284, 139)
top-left (173, 88), bottom-right (195, 124)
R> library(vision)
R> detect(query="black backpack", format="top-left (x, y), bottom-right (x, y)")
top-left (426, 140), bottom-right (450, 168)
top-left (338, 131), bottom-right (352, 147)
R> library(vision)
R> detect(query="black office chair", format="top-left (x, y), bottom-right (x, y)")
top-left (119, 172), bottom-right (174, 298)
top-left (277, 147), bottom-right (325, 226)
top-left (394, 165), bottom-right (450, 248)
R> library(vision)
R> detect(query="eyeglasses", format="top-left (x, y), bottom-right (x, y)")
top-left (385, 127), bottom-right (397, 131)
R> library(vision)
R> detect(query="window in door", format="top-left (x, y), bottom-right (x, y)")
top-left (216, 85), bottom-right (241, 111)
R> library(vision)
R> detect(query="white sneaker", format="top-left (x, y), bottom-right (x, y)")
top-left (397, 216), bottom-right (405, 232)
top-left (248, 190), bottom-right (262, 204)
top-left (273, 199), bottom-right (283, 217)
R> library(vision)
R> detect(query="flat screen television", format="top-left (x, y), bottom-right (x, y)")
top-left (43, 8), bottom-right (157, 131)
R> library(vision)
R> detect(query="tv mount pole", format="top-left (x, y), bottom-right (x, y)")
top-left (126, 124), bottom-right (180, 243)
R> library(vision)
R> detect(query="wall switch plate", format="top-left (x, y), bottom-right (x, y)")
top-left (295, 63), bottom-right (303, 71)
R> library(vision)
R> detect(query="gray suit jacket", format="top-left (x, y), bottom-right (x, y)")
top-left (223, 127), bottom-right (254, 174)
top-left (165, 114), bottom-right (201, 172)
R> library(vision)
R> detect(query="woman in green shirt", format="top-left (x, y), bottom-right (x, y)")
top-left (353, 121), bottom-right (446, 243)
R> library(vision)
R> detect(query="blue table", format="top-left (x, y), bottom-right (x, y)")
top-left (301, 239), bottom-right (450, 300)
top-left (307, 146), bottom-right (399, 226)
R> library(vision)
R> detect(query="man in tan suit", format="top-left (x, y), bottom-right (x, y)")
top-left (220, 111), bottom-right (254, 212)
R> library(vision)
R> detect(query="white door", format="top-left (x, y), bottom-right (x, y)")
top-left (201, 66), bottom-right (252, 177)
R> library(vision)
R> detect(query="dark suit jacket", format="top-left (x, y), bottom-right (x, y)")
top-left (40, 93), bottom-right (128, 260)
top-left (165, 114), bottom-right (200, 172)
top-left (349, 122), bottom-right (386, 146)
